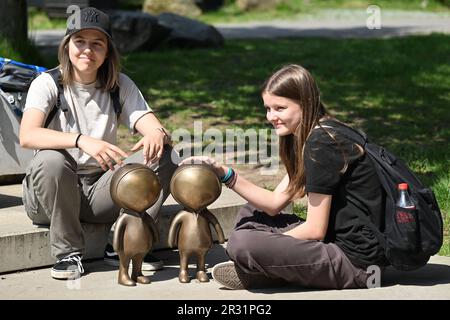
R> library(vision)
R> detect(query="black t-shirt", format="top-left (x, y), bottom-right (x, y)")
top-left (304, 119), bottom-right (388, 269)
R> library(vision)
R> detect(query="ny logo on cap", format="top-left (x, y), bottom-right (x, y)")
top-left (83, 9), bottom-right (99, 23)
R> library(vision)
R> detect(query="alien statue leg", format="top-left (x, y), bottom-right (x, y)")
top-left (178, 250), bottom-right (191, 283)
top-left (195, 249), bottom-right (209, 282)
top-left (118, 252), bottom-right (135, 286)
top-left (131, 254), bottom-right (151, 284)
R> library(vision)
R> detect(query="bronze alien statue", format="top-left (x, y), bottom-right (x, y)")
top-left (168, 164), bottom-right (225, 283)
top-left (110, 163), bottom-right (161, 286)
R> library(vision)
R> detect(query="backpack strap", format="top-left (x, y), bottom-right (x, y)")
top-left (337, 123), bottom-right (368, 148)
top-left (321, 122), bottom-right (389, 249)
top-left (44, 67), bottom-right (68, 128)
top-left (44, 68), bottom-right (121, 127)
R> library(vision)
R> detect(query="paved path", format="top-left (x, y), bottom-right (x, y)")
top-left (29, 10), bottom-right (450, 50)
top-left (214, 10), bottom-right (450, 39)
top-left (0, 244), bottom-right (450, 300)
top-left (1, 243), bottom-right (450, 300)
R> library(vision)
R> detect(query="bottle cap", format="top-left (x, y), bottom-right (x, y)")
top-left (398, 183), bottom-right (408, 190)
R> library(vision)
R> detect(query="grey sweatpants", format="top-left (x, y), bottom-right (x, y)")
top-left (226, 204), bottom-right (370, 289)
top-left (22, 145), bottom-right (178, 260)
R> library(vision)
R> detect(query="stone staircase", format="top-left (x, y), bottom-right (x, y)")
top-left (0, 183), bottom-right (260, 274)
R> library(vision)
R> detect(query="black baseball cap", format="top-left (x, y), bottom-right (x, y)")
top-left (65, 7), bottom-right (112, 39)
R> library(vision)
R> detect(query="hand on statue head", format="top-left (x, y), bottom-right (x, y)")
top-left (77, 135), bottom-right (128, 171)
top-left (180, 156), bottom-right (228, 178)
top-left (131, 131), bottom-right (165, 165)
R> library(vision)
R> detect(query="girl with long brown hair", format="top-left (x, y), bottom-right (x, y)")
top-left (183, 64), bottom-right (387, 290)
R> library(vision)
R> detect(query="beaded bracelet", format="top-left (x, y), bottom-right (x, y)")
top-left (226, 171), bottom-right (238, 189)
top-left (221, 167), bottom-right (233, 183)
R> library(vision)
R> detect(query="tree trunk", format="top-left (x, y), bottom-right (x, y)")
top-left (0, 0), bottom-right (28, 43)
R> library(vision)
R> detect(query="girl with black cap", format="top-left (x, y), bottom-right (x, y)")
top-left (20, 7), bottom-right (177, 280)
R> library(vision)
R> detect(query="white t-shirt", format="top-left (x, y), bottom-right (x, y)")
top-left (24, 72), bottom-right (152, 174)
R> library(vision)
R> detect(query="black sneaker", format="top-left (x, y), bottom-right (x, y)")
top-left (212, 261), bottom-right (287, 290)
top-left (51, 253), bottom-right (84, 280)
top-left (103, 243), bottom-right (163, 271)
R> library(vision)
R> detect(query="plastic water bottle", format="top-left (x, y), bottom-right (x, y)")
top-left (396, 183), bottom-right (415, 209)
top-left (395, 183), bottom-right (417, 250)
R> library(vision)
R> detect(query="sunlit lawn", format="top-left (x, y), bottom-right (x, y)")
top-left (27, 0), bottom-right (450, 30)
top-left (199, 0), bottom-right (450, 23)
top-left (119, 34), bottom-right (450, 255)
top-left (2, 30), bottom-right (448, 255)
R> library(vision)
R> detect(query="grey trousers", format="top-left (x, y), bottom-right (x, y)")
top-left (226, 204), bottom-right (370, 289)
top-left (22, 145), bottom-right (178, 260)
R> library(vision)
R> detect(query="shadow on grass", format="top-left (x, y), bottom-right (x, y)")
top-left (124, 35), bottom-right (449, 138)
top-left (123, 34), bottom-right (449, 186)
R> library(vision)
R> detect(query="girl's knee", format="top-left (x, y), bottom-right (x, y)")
top-left (226, 231), bottom-right (245, 260)
top-left (31, 150), bottom-right (76, 179)
top-left (226, 230), bottom-right (260, 262)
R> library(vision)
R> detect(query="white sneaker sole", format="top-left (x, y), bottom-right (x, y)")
top-left (51, 269), bottom-right (83, 280)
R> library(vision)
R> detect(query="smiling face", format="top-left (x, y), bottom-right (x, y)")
top-left (68, 29), bottom-right (108, 83)
top-left (263, 92), bottom-right (302, 136)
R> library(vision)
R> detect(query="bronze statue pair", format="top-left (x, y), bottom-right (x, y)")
top-left (110, 163), bottom-right (224, 286)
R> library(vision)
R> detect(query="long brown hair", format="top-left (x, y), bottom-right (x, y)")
top-left (57, 33), bottom-right (121, 91)
top-left (262, 64), bottom-right (328, 198)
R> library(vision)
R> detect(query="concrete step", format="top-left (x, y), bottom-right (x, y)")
top-left (1, 183), bottom-right (279, 274)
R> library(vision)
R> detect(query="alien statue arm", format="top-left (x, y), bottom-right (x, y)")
top-left (113, 210), bottom-right (127, 252)
top-left (202, 209), bottom-right (225, 244)
top-left (167, 211), bottom-right (187, 248)
top-left (142, 213), bottom-right (160, 244)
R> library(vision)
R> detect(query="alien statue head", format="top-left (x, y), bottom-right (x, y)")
top-left (170, 164), bottom-right (222, 213)
top-left (110, 163), bottom-right (162, 213)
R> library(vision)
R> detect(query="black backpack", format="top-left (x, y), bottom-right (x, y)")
top-left (43, 67), bottom-right (121, 128)
top-left (339, 125), bottom-right (444, 271)
top-left (0, 58), bottom-right (45, 118)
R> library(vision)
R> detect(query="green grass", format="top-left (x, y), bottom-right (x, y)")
top-left (28, 7), bottom-right (67, 31)
top-left (27, 0), bottom-right (450, 30)
top-left (300, 0), bottom-right (448, 10)
top-left (27, 0), bottom-right (147, 30)
top-left (293, 202), bottom-right (308, 220)
top-left (119, 34), bottom-right (449, 255)
top-left (199, 0), bottom-right (450, 23)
